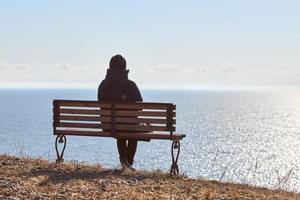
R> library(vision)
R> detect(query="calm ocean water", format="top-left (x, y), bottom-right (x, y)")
top-left (0, 89), bottom-right (300, 191)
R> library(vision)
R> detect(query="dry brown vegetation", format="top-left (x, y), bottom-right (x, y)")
top-left (0, 154), bottom-right (299, 200)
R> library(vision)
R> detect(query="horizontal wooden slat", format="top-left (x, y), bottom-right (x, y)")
top-left (54, 130), bottom-right (185, 140)
top-left (56, 122), bottom-right (174, 132)
top-left (114, 124), bottom-right (174, 132)
top-left (114, 104), bottom-right (174, 110)
top-left (100, 110), bottom-right (175, 117)
top-left (60, 115), bottom-right (100, 121)
top-left (55, 130), bottom-right (112, 137)
top-left (55, 100), bottom-right (108, 108)
top-left (58, 122), bottom-right (103, 129)
top-left (60, 109), bottom-right (100, 115)
top-left (99, 117), bottom-right (174, 124)
top-left (114, 132), bottom-right (185, 140)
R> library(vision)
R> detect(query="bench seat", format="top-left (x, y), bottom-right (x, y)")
top-left (55, 130), bottom-right (185, 140)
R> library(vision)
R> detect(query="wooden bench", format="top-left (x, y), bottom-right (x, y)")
top-left (53, 100), bottom-right (185, 175)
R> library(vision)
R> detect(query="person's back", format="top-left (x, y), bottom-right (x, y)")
top-left (97, 54), bottom-right (142, 170)
top-left (98, 69), bottom-right (142, 102)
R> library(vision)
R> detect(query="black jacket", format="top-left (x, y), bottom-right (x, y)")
top-left (97, 69), bottom-right (143, 102)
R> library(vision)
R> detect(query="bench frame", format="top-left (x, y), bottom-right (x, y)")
top-left (53, 100), bottom-right (185, 175)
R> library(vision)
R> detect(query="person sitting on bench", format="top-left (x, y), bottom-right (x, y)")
top-left (97, 54), bottom-right (143, 170)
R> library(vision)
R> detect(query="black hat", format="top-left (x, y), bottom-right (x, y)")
top-left (109, 54), bottom-right (126, 70)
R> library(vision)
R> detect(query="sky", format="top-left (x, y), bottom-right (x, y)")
top-left (0, 0), bottom-right (299, 90)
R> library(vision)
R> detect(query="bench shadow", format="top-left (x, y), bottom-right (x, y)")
top-left (25, 163), bottom-right (169, 186)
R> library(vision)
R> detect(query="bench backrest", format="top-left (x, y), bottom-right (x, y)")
top-left (53, 100), bottom-right (176, 138)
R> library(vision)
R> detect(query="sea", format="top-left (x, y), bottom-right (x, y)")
top-left (0, 88), bottom-right (300, 192)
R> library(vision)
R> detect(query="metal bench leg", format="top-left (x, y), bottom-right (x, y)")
top-left (170, 140), bottom-right (180, 175)
top-left (55, 135), bottom-right (66, 163)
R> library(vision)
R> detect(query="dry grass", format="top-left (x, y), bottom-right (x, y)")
top-left (0, 154), bottom-right (299, 200)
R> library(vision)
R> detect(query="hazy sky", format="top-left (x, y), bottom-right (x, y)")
top-left (0, 0), bottom-right (299, 89)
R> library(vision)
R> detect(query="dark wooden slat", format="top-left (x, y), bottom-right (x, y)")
top-left (55, 130), bottom-right (112, 137)
top-left (58, 122), bottom-right (104, 129)
top-left (99, 116), bottom-right (172, 124)
top-left (56, 101), bottom-right (109, 108)
top-left (60, 109), bottom-right (100, 115)
top-left (60, 115), bottom-right (101, 121)
top-left (55, 99), bottom-right (173, 106)
top-left (115, 132), bottom-right (185, 140)
top-left (114, 124), bottom-right (174, 132)
top-left (100, 110), bottom-right (175, 117)
top-left (56, 122), bottom-right (174, 132)
top-left (114, 104), bottom-right (172, 110)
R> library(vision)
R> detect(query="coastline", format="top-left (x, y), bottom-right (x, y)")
top-left (0, 154), bottom-right (299, 199)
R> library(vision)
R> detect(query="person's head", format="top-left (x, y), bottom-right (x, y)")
top-left (109, 54), bottom-right (126, 70)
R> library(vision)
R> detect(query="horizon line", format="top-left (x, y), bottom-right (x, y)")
top-left (0, 85), bottom-right (299, 92)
